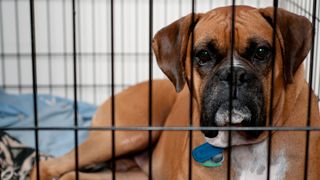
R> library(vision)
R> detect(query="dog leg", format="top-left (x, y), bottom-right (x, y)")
top-left (59, 157), bottom-right (147, 180)
top-left (30, 127), bottom-right (155, 179)
top-left (29, 80), bottom-right (177, 179)
top-left (59, 169), bottom-right (147, 180)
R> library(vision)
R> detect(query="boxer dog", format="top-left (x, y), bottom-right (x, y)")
top-left (30, 6), bottom-right (320, 180)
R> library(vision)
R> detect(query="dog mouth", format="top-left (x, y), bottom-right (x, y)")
top-left (201, 99), bottom-right (265, 147)
top-left (214, 100), bottom-right (251, 127)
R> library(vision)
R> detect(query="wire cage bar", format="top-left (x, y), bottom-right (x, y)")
top-left (0, 0), bottom-right (319, 179)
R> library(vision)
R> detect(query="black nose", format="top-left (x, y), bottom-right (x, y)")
top-left (217, 67), bottom-right (253, 87)
top-left (203, 130), bottom-right (218, 138)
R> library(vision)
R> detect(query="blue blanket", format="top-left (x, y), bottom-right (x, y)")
top-left (0, 90), bottom-right (97, 157)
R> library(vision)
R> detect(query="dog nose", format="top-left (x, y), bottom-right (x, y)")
top-left (217, 67), bottom-right (253, 87)
top-left (203, 130), bottom-right (219, 138)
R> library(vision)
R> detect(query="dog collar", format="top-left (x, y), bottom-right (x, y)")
top-left (192, 142), bottom-right (224, 167)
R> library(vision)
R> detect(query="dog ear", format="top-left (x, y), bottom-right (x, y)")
top-left (152, 13), bottom-right (202, 92)
top-left (259, 7), bottom-right (312, 83)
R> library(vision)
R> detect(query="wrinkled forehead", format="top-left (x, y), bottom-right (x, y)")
top-left (193, 7), bottom-right (274, 54)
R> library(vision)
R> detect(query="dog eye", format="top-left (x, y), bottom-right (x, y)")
top-left (196, 50), bottom-right (212, 66)
top-left (254, 47), bottom-right (270, 61)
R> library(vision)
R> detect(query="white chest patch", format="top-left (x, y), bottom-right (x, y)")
top-left (232, 140), bottom-right (288, 180)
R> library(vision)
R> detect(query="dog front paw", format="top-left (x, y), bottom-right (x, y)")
top-left (59, 172), bottom-right (76, 180)
top-left (29, 160), bottom-right (61, 180)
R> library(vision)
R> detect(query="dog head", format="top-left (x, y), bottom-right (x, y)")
top-left (153, 6), bottom-right (312, 147)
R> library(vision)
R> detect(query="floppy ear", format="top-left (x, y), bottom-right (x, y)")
top-left (259, 7), bottom-right (313, 83)
top-left (152, 13), bottom-right (202, 92)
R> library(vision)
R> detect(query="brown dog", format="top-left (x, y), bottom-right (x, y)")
top-left (30, 6), bottom-right (320, 180)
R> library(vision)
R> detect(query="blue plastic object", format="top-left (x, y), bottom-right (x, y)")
top-left (192, 142), bottom-right (224, 163)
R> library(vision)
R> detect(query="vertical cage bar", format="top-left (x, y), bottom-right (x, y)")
top-left (227, 1), bottom-right (236, 180)
top-left (110, 0), bottom-right (116, 179)
top-left (0, 0), bottom-right (5, 90)
top-left (266, 1), bottom-right (278, 180)
top-left (304, 0), bottom-right (317, 179)
top-left (71, 0), bottom-right (80, 178)
top-left (46, 0), bottom-right (53, 94)
top-left (29, 0), bottom-right (40, 179)
top-left (148, 0), bottom-right (153, 179)
top-left (14, 0), bottom-right (22, 93)
top-left (188, 0), bottom-right (195, 179)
